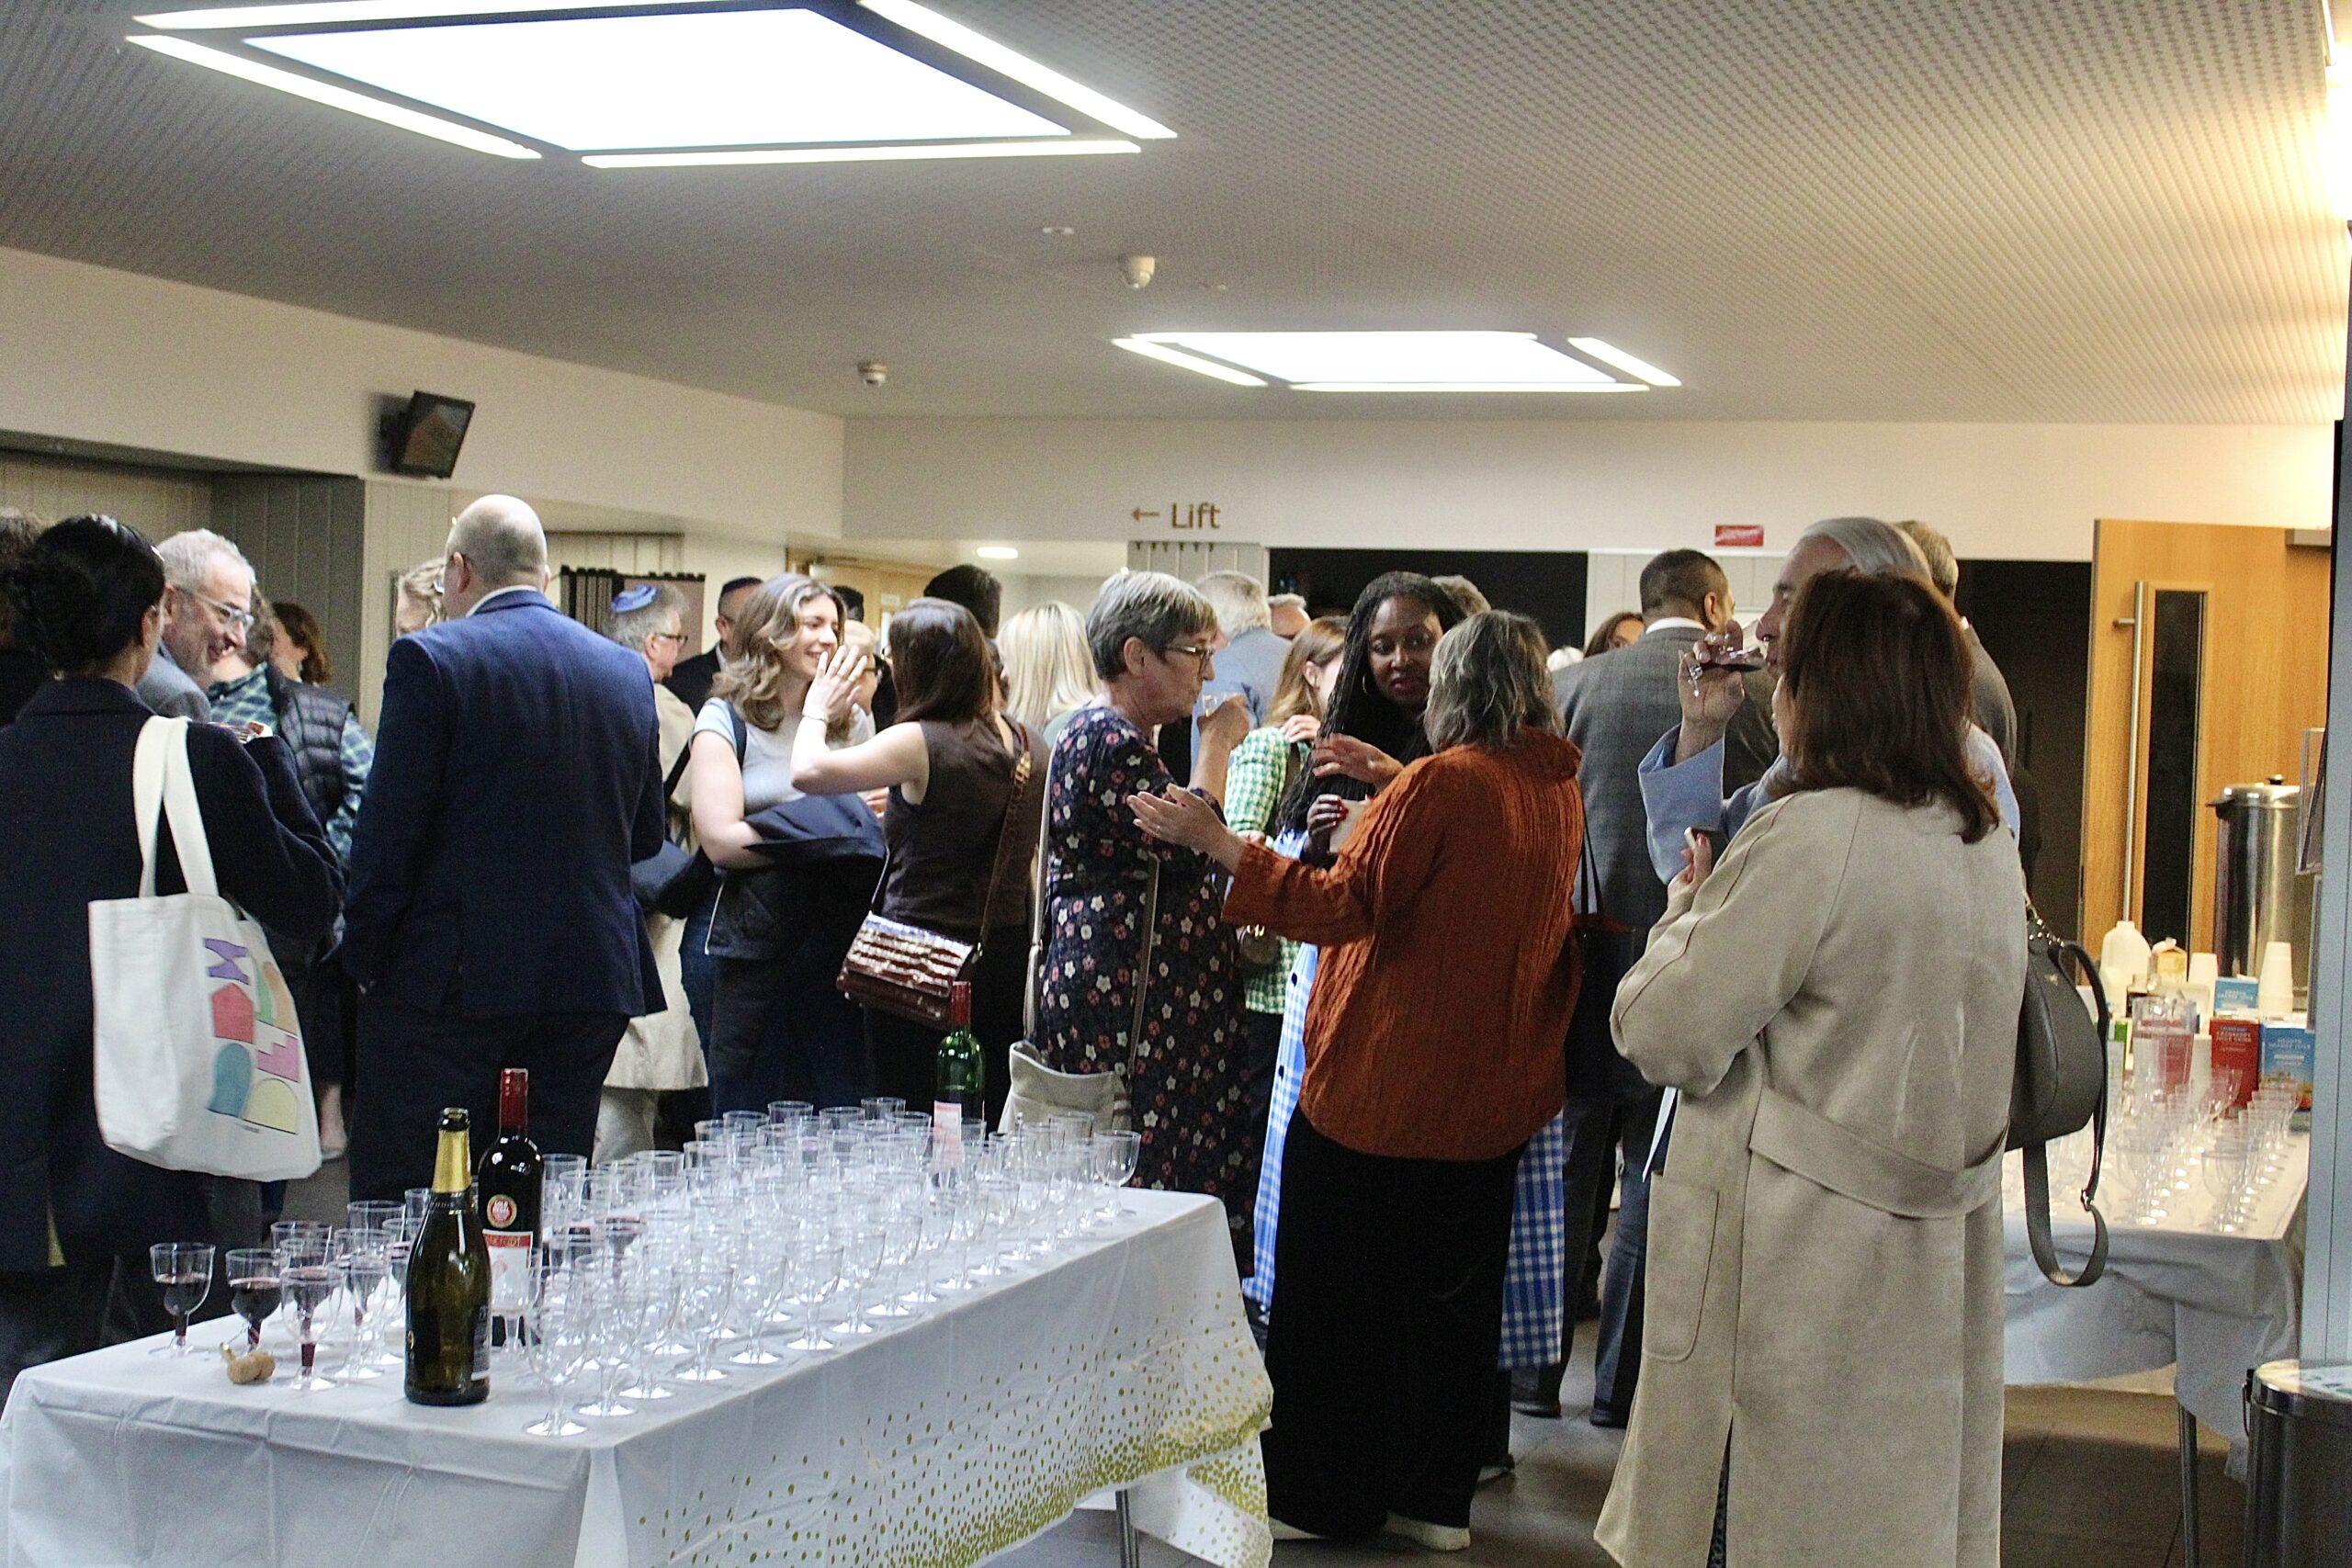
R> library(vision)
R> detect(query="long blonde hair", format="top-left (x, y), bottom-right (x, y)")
top-left (1001, 601), bottom-right (1098, 733)
top-left (1266, 615), bottom-right (1346, 727)
top-left (710, 573), bottom-right (842, 733)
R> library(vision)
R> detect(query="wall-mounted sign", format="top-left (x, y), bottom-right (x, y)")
top-left (1714, 524), bottom-right (1766, 548)
top-left (1131, 502), bottom-right (1224, 531)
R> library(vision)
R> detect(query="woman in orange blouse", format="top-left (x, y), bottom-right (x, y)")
top-left (1131, 610), bottom-right (1582, 1551)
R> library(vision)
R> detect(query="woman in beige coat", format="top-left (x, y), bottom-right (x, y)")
top-left (1598, 570), bottom-right (2025, 1568)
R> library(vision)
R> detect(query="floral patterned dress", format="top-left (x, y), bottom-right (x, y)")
top-left (1036, 705), bottom-right (1251, 1220)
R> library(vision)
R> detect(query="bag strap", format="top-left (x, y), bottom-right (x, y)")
top-left (1022, 739), bottom-right (1061, 1040)
top-left (968, 722), bottom-right (1039, 955)
top-left (2024, 1141), bottom-right (2109, 1287)
top-left (1127, 859), bottom-right (1161, 1083)
top-left (133, 716), bottom-right (219, 899)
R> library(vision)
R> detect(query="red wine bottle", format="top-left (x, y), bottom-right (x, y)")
top-left (476, 1068), bottom-right (541, 1347)
top-left (933, 981), bottom-right (981, 1159)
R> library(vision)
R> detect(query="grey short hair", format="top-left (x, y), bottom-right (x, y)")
top-left (449, 494), bottom-right (548, 588)
top-left (155, 529), bottom-right (253, 594)
top-left (1424, 611), bottom-right (1559, 751)
top-left (1430, 574), bottom-right (1491, 616)
top-left (1893, 519), bottom-right (1960, 599)
top-left (1801, 516), bottom-right (1929, 581)
top-left (1193, 570), bottom-right (1271, 637)
top-left (1087, 570), bottom-right (1217, 679)
top-left (1268, 592), bottom-right (1306, 613)
top-left (605, 581), bottom-right (685, 651)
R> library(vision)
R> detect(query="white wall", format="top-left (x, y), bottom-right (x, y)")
top-left (845, 418), bottom-right (2333, 563)
top-left (0, 246), bottom-right (842, 544)
top-left (998, 572), bottom-right (1114, 619)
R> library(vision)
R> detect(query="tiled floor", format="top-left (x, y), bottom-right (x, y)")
top-left (289, 1165), bottom-right (2244, 1567)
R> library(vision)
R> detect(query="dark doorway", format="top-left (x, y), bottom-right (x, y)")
top-left (1956, 560), bottom-right (2093, 938)
top-left (1268, 548), bottom-right (1589, 652)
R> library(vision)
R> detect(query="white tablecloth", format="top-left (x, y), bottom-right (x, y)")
top-left (2002, 1134), bottom-right (2308, 1441)
top-left (0, 1190), bottom-right (1272, 1568)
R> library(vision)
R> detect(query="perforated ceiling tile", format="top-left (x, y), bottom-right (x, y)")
top-left (0, 0), bottom-right (2340, 420)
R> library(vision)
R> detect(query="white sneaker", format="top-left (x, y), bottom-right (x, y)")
top-left (1382, 1514), bottom-right (1471, 1552)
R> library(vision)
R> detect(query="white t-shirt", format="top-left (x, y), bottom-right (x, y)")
top-left (695, 698), bottom-right (874, 813)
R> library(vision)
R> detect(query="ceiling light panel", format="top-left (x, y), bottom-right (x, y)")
top-left (586, 139), bottom-right (1134, 168)
top-left (861, 0), bottom-right (1176, 141)
top-left (249, 9), bottom-right (1070, 152)
top-left (1113, 338), bottom-right (1268, 387)
top-left (1566, 337), bottom-right (1681, 387)
top-left (127, 34), bottom-right (538, 156)
top-left (1139, 332), bottom-right (1622, 387)
top-left (136, 2), bottom-right (672, 27)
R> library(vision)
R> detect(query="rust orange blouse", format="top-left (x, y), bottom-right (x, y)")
top-left (1222, 730), bottom-right (1584, 1161)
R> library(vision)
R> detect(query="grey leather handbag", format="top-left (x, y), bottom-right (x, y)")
top-left (2009, 900), bottom-right (2109, 1287)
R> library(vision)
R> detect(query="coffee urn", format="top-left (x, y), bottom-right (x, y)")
top-left (2211, 778), bottom-right (2316, 998)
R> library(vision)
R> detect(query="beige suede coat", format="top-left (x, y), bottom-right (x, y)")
top-left (1597, 789), bottom-right (2024, 1568)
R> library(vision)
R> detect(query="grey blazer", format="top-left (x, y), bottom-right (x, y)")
top-left (1552, 625), bottom-right (1775, 934)
top-left (1965, 628), bottom-right (2018, 769)
top-left (134, 642), bottom-right (210, 723)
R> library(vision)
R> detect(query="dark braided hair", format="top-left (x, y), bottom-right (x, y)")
top-left (1276, 571), bottom-right (1465, 836)
top-left (0, 514), bottom-right (164, 675)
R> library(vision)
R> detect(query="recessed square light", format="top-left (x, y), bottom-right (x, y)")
top-left (248, 8), bottom-right (1069, 152)
top-left (1121, 332), bottom-right (1643, 391)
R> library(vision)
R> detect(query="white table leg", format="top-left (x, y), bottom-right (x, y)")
top-left (1116, 1487), bottom-right (1141, 1568)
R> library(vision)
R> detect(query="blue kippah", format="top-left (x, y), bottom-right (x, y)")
top-left (610, 584), bottom-right (657, 614)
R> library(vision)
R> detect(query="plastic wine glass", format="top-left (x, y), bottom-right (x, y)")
top-left (225, 1247), bottom-right (282, 1354)
top-left (336, 1231), bottom-right (390, 1382)
top-left (279, 1238), bottom-right (340, 1390)
top-left (524, 1260), bottom-right (590, 1438)
top-left (149, 1243), bottom-right (215, 1357)
top-left (1094, 1130), bottom-right (1141, 1222)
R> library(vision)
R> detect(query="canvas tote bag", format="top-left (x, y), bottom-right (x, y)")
top-left (88, 716), bottom-right (322, 1180)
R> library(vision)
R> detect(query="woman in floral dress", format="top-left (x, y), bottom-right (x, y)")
top-left (1035, 570), bottom-right (1254, 1228)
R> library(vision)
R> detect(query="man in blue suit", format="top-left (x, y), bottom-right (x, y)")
top-left (344, 496), bottom-right (663, 1201)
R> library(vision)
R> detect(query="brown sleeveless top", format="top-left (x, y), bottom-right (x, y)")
top-left (879, 718), bottom-right (1043, 940)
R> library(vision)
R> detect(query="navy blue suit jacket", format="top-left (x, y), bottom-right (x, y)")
top-left (0, 680), bottom-right (341, 1271)
top-left (343, 591), bottom-right (663, 1019)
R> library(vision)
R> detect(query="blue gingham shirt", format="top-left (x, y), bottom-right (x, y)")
top-left (207, 667), bottom-right (373, 866)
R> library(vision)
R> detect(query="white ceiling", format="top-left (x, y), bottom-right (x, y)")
top-left (3, 1), bottom-right (2345, 422)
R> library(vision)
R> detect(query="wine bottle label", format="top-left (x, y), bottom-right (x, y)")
top-left (932, 1101), bottom-right (964, 1163)
top-left (484, 1229), bottom-right (531, 1312)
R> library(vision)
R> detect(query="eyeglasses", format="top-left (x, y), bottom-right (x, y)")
top-left (1161, 643), bottom-right (1215, 669)
top-left (650, 631), bottom-right (686, 648)
top-left (192, 592), bottom-right (254, 632)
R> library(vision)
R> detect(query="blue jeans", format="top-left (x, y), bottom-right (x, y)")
top-left (680, 893), bottom-right (718, 1070)
top-left (1554, 1084), bottom-right (1662, 1416)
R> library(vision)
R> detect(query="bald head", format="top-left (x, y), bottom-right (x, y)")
top-left (444, 495), bottom-right (548, 616)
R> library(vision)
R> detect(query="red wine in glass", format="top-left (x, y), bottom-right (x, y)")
top-left (148, 1243), bottom-right (214, 1357)
top-left (285, 1263), bottom-right (341, 1387)
top-left (230, 1277), bottom-right (283, 1349)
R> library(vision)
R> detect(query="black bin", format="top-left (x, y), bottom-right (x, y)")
top-left (2244, 1359), bottom-right (2352, 1566)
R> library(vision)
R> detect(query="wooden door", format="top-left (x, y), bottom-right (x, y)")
top-left (2081, 520), bottom-right (2331, 952)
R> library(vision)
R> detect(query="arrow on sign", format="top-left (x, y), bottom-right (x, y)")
top-left (1132, 507), bottom-right (1161, 523)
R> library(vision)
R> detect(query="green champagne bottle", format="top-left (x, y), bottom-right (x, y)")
top-left (405, 1107), bottom-right (492, 1406)
top-left (934, 980), bottom-right (982, 1156)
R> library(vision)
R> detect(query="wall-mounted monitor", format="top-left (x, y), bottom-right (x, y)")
top-left (383, 390), bottom-right (475, 479)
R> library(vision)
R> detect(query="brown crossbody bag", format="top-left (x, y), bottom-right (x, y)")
top-left (835, 724), bottom-right (1038, 1030)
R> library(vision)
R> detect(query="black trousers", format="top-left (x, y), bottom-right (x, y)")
top-left (0, 1258), bottom-right (114, 1406)
top-left (1262, 1111), bottom-right (1523, 1537)
top-left (863, 925), bottom-right (1027, 1129)
top-left (349, 993), bottom-right (624, 1203)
